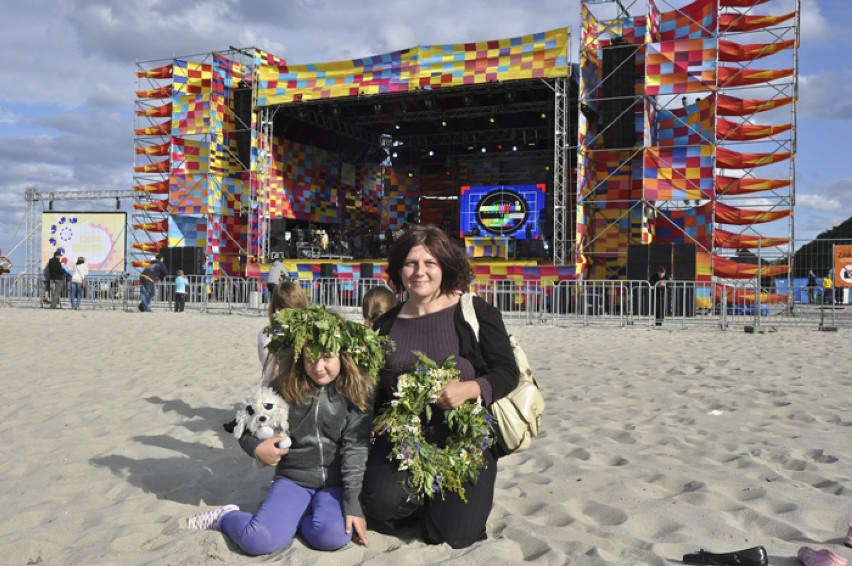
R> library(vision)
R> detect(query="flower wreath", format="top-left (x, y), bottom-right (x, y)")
top-left (373, 351), bottom-right (494, 503)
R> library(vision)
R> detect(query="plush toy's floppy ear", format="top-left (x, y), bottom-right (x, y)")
top-left (233, 407), bottom-right (248, 438)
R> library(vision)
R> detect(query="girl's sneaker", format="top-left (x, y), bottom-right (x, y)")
top-left (186, 505), bottom-right (239, 531)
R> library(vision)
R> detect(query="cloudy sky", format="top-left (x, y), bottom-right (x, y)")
top-left (0, 0), bottom-right (848, 272)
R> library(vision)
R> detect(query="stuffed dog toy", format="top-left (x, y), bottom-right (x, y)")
top-left (233, 387), bottom-right (292, 450)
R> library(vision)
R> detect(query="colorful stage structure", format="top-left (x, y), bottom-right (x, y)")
top-left (132, 31), bottom-right (579, 287)
top-left (576, 0), bottom-right (798, 287)
top-left (131, 0), bottom-right (798, 299)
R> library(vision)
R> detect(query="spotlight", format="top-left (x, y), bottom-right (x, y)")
top-left (540, 113), bottom-right (547, 119)
top-left (395, 124), bottom-right (400, 130)
top-left (489, 117), bottom-right (495, 123)
top-left (407, 171), bottom-right (414, 177)
top-left (441, 120), bottom-right (447, 127)
top-left (428, 150), bottom-right (434, 156)
top-left (512, 145), bottom-right (518, 151)
top-left (481, 147), bottom-right (486, 153)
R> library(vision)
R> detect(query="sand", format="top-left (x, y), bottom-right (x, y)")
top-left (0, 307), bottom-right (848, 565)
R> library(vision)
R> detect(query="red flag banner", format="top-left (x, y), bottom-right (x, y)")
top-left (136, 64), bottom-right (173, 79)
top-left (717, 147), bottom-right (791, 168)
top-left (716, 93), bottom-right (793, 116)
top-left (716, 175), bottom-right (790, 196)
top-left (716, 118), bottom-right (792, 141)
top-left (719, 39), bottom-right (795, 62)
top-left (720, 12), bottom-right (796, 33)
top-left (719, 66), bottom-right (794, 87)
top-left (713, 228), bottom-right (788, 249)
top-left (135, 85), bottom-right (173, 99)
top-left (715, 202), bottom-right (790, 225)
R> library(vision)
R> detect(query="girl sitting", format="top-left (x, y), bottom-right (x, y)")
top-left (188, 305), bottom-right (389, 555)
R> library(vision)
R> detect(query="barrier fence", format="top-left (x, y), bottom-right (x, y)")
top-left (3, 272), bottom-right (847, 331)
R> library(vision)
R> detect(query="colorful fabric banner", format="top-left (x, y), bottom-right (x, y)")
top-left (256, 28), bottom-right (569, 106)
top-left (643, 145), bottom-right (715, 200)
top-left (656, 0), bottom-right (718, 41)
top-left (646, 38), bottom-right (716, 95)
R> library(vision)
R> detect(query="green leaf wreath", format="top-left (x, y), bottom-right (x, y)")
top-left (265, 304), bottom-right (391, 381)
top-left (373, 351), bottom-right (495, 503)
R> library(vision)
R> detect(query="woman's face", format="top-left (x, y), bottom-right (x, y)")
top-left (400, 244), bottom-right (443, 300)
top-left (302, 350), bottom-right (341, 387)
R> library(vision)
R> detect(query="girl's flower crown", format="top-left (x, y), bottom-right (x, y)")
top-left (265, 305), bottom-right (392, 381)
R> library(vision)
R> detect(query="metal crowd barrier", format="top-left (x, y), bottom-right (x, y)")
top-left (3, 272), bottom-right (847, 330)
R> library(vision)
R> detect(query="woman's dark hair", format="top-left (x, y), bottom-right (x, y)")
top-left (386, 225), bottom-right (473, 294)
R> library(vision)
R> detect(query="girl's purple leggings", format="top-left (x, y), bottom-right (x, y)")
top-left (219, 478), bottom-right (351, 555)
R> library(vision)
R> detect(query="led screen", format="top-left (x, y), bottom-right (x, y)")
top-left (41, 212), bottom-right (127, 272)
top-left (459, 184), bottom-right (546, 238)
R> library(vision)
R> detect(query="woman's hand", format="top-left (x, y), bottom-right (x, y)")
top-left (346, 515), bottom-right (369, 547)
top-left (435, 379), bottom-right (481, 409)
top-left (253, 436), bottom-right (289, 466)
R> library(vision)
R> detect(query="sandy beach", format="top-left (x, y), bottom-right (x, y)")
top-left (0, 307), bottom-right (848, 565)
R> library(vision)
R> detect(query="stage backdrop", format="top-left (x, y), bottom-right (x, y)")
top-left (41, 212), bottom-right (127, 273)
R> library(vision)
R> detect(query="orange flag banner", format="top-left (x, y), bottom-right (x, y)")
top-left (716, 93), bottom-right (793, 116)
top-left (715, 175), bottom-right (790, 196)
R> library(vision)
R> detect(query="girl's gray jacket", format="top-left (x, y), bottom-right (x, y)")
top-left (239, 383), bottom-right (372, 517)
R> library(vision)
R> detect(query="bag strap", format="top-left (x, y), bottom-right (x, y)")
top-left (460, 292), bottom-right (480, 339)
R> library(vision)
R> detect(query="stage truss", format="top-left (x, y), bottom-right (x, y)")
top-left (576, 0), bottom-right (798, 281)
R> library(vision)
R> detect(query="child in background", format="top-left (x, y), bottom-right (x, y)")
top-left (258, 280), bottom-right (309, 386)
top-left (223, 280), bottom-right (310, 435)
top-left (361, 285), bottom-right (398, 328)
top-left (187, 305), bottom-right (390, 555)
top-left (174, 270), bottom-right (189, 312)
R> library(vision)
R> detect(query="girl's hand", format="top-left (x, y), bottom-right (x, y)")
top-left (254, 436), bottom-right (290, 466)
top-left (435, 379), bottom-right (481, 409)
top-left (346, 515), bottom-right (369, 547)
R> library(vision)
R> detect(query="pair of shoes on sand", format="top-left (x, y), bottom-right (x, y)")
top-left (186, 505), bottom-right (239, 531)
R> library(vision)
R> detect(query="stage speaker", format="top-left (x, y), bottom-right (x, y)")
top-left (234, 85), bottom-right (253, 169)
top-left (320, 263), bottom-right (334, 278)
top-left (162, 247), bottom-right (205, 276)
top-left (647, 243), bottom-right (673, 276)
top-left (359, 262), bottom-right (373, 279)
top-left (627, 244), bottom-right (649, 281)
top-left (672, 243), bottom-right (696, 281)
top-left (601, 43), bottom-right (638, 149)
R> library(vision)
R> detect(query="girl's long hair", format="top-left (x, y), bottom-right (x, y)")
top-left (271, 350), bottom-right (374, 412)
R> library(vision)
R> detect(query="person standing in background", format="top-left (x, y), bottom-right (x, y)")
top-left (807, 270), bottom-right (817, 304)
top-left (138, 253), bottom-right (169, 312)
top-left (69, 256), bottom-right (88, 310)
top-left (47, 250), bottom-right (67, 309)
top-left (174, 269), bottom-right (189, 312)
top-left (650, 265), bottom-right (672, 326)
top-left (267, 259), bottom-right (284, 299)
